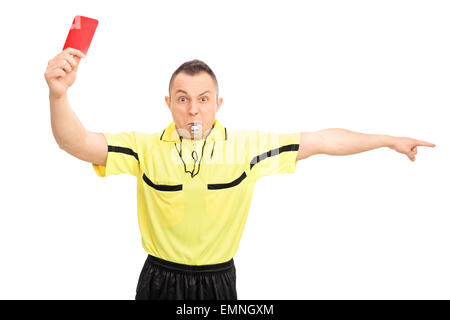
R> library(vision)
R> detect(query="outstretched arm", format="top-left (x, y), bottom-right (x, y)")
top-left (297, 129), bottom-right (436, 162)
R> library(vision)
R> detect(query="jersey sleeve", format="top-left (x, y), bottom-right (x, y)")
top-left (248, 130), bottom-right (301, 180)
top-left (92, 131), bottom-right (140, 178)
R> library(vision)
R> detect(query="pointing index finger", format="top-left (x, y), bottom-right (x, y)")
top-left (416, 140), bottom-right (436, 147)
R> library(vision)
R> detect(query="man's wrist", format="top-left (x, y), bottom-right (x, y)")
top-left (384, 135), bottom-right (396, 149)
top-left (49, 90), bottom-right (67, 100)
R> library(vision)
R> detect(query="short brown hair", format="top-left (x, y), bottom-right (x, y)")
top-left (169, 59), bottom-right (219, 101)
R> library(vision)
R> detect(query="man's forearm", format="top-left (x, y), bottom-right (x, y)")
top-left (317, 128), bottom-right (394, 156)
top-left (49, 92), bottom-right (87, 153)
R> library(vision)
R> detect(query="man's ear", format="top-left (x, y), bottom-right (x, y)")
top-left (216, 97), bottom-right (223, 112)
top-left (165, 96), bottom-right (171, 110)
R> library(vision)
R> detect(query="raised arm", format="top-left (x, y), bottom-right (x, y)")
top-left (297, 129), bottom-right (436, 162)
top-left (45, 48), bottom-right (108, 166)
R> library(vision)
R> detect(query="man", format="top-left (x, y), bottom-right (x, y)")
top-left (45, 48), bottom-right (436, 300)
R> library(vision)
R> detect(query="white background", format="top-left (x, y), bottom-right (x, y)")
top-left (0, 0), bottom-right (448, 299)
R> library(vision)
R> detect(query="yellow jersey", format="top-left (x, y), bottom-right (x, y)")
top-left (93, 119), bottom-right (301, 265)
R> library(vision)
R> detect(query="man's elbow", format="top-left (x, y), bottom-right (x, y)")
top-left (57, 134), bottom-right (88, 159)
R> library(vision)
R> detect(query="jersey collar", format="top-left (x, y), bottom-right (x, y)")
top-left (160, 119), bottom-right (227, 142)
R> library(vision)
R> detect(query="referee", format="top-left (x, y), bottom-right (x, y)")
top-left (45, 48), bottom-right (436, 300)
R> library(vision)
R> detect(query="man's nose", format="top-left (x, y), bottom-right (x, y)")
top-left (188, 102), bottom-right (200, 116)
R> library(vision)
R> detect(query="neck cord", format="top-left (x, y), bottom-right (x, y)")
top-left (174, 123), bottom-right (216, 178)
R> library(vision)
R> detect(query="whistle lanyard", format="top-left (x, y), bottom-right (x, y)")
top-left (173, 125), bottom-right (216, 178)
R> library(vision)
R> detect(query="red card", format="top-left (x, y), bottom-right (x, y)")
top-left (63, 15), bottom-right (98, 56)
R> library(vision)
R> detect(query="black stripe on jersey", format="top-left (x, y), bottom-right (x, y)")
top-left (108, 145), bottom-right (139, 161)
top-left (249, 144), bottom-right (299, 170)
top-left (142, 173), bottom-right (183, 191)
top-left (207, 172), bottom-right (247, 190)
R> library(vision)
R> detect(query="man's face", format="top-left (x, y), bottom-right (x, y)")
top-left (165, 71), bottom-right (223, 140)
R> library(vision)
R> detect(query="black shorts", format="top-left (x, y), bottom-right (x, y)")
top-left (135, 254), bottom-right (238, 300)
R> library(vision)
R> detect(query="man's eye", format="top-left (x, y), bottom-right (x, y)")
top-left (179, 97), bottom-right (187, 102)
top-left (201, 97), bottom-right (208, 102)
